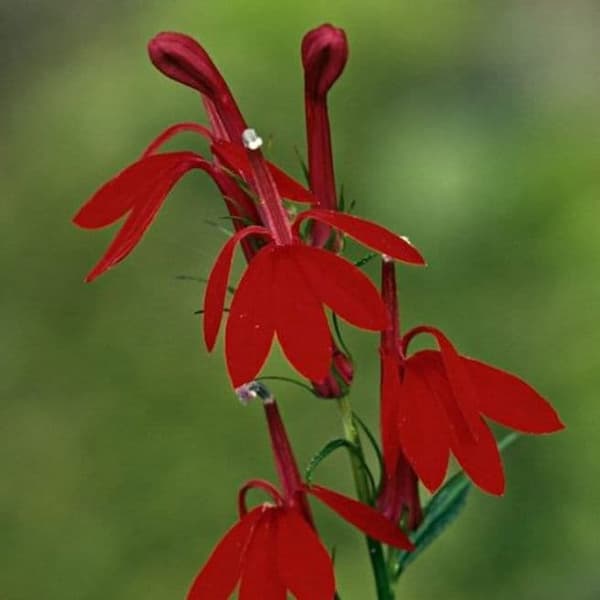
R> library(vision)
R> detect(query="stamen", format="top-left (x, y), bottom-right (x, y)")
top-left (241, 128), bottom-right (263, 151)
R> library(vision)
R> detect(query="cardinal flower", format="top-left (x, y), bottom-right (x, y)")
top-left (379, 260), bottom-right (564, 496)
top-left (188, 479), bottom-right (413, 600)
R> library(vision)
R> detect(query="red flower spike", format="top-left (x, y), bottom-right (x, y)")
top-left (306, 484), bottom-right (414, 551)
top-left (148, 32), bottom-right (247, 140)
top-left (203, 226), bottom-right (272, 351)
top-left (294, 209), bottom-right (426, 265)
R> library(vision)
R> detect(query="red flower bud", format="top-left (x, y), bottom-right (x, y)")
top-left (302, 24), bottom-right (348, 100)
top-left (148, 32), bottom-right (246, 139)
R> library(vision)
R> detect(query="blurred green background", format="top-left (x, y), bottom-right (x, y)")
top-left (2, 1), bottom-right (598, 598)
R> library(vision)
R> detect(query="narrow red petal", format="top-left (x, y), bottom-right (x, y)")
top-left (398, 355), bottom-right (450, 493)
top-left (450, 415), bottom-right (506, 496)
top-left (380, 352), bottom-right (402, 477)
top-left (405, 327), bottom-right (482, 441)
top-left (307, 485), bottom-right (414, 550)
top-left (239, 510), bottom-right (286, 600)
top-left (141, 122), bottom-right (213, 158)
top-left (465, 358), bottom-right (564, 433)
top-left (276, 508), bottom-right (336, 600)
top-left (294, 209), bottom-right (426, 265)
top-left (225, 245), bottom-right (277, 387)
top-left (77, 153), bottom-right (208, 282)
top-left (272, 247), bottom-right (332, 381)
top-left (204, 226), bottom-right (271, 351)
top-left (212, 140), bottom-right (316, 204)
top-left (293, 245), bottom-right (387, 330)
top-left (269, 162), bottom-right (316, 204)
top-left (187, 506), bottom-right (263, 600)
top-left (74, 152), bottom-right (203, 230)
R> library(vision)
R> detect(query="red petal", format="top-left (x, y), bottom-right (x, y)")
top-left (141, 122), bottom-right (213, 158)
top-left (239, 510), bottom-right (286, 600)
top-left (293, 245), bottom-right (387, 330)
top-left (414, 351), bottom-right (505, 494)
top-left (450, 415), bottom-right (506, 496)
top-left (272, 247), bottom-right (332, 381)
top-left (269, 163), bottom-right (316, 204)
top-left (380, 352), bottom-right (402, 477)
top-left (225, 245), bottom-right (277, 387)
top-left (276, 508), bottom-right (336, 600)
top-left (212, 140), bottom-right (317, 204)
top-left (405, 327), bottom-right (482, 442)
top-left (204, 226), bottom-right (271, 351)
top-left (294, 209), bottom-right (426, 265)
top-left (74, 152), bottom-right (203, 230)
top-left (398, 354), bottom-right (450, 493)
top-left (465, 358), bottom-right (564, 433)
top-left (187, 506), bottom-right (263, 600)
top-left (307, 485), bottom-right (414, 551)
top-left (76, 153), bottom-right (208, 282)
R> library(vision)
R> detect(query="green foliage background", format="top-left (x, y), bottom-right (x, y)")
top-left (2, 1), bottom-right (598, 598)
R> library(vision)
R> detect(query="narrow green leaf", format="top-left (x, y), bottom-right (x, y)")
top-left (353, 412), bottom-right (384, 488)
top-left (293, 146), bottom-right (310, 186)
top-left (305, 438), bottom-right (376, 493)
top-left (390, 431), bottom-right (522, 579)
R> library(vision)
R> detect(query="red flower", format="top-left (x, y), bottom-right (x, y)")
top-left (188, 480), bottom-right (413, 600)
top-left (386, 324), bottom-right (565, 495)
top-left (204, 189), bottom-right (424, 386)
top-left (378, 260), bottom-right (564, 496)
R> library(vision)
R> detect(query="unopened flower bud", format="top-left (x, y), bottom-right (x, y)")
top-left (301, 24), bottom-right (348, 100)
top-left (148, 32), bottom-right (246, 138)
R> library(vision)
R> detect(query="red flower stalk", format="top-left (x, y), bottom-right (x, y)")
top-left (302, 24), bottom-right (348, 248)
top-left (379, 260), bottom-right (565, 496)
top-left (188, 382), bottom-right (413, 599)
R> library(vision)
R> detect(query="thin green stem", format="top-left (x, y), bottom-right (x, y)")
top-left (336, 397), bottom-right (394, 600)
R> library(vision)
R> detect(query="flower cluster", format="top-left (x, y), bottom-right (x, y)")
top-left (74, 22), bottom-right (564, 600)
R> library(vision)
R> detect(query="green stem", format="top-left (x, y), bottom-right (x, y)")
top-left (336, 397), bottom-right (394, 600)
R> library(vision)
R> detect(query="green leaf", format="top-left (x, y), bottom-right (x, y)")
top-left (305, 438), bottom-right (376, 493)
top-left (293, 146), bottom-right (310, 186)
top-left (353, 412), bottom-right (384, 488)
top-left (390, 432), bottom-right (521, 579)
